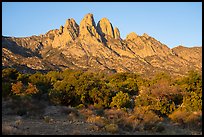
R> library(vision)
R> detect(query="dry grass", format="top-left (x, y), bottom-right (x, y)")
top-left (87, 124), bottom-right (100, 132)
top-left (78, 108), bottom-right (95, 119)
top-left (120, 106), bottom-right (161, 131)
top-left (104, 108), bottom-right (128, 124)
top-left (86, 115), bottom-right (108, 128)
top-left (169, 110), bottom-right (202, 130)
top-left (43, 116), bottom-right (54, 123)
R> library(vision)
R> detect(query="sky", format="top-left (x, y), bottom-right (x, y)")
top-left (2, 2), bottom-right (202, 48)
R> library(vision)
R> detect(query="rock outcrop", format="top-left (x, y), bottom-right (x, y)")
top-left (97, 18), bottom-right (114, 38)
top-left (79, 13), bottom-right (102, 42)
top-left (52, 18), bottom-right (79, 48)
top-left (126, 32), bottom-right (138, 41)
top-left (114, 27), bottom-right (121, 39)
top-left (142, 33), bottom-right (150, 39)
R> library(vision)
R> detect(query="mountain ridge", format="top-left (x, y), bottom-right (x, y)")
top-left (2, 13), bottom-right (202, 76)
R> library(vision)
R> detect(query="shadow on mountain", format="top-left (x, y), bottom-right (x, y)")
top-left (2, 37), bottom-right (42, 59)
top-left (2, 64), bottom-right (50, 74)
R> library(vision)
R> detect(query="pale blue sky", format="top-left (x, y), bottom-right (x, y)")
top-left (2, 2), bottom-right (202, 48)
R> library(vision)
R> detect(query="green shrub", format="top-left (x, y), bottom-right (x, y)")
top-left (29, 72), bottom-right (51, 94)
top-left (48, 81), bottom-right (80, 106)
top-left (2, 68), bottom-right (19, 81)
top-left (110, 91), bottom-right (131, 109)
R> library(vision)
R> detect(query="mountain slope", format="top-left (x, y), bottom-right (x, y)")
top-left (2, 13), bottom-right (202, 76)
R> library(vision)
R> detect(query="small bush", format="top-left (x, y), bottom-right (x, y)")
top-left (78, 108), bottom-right (95, 119)
top-left (169, 109), bottom-right (202, 129)
top-left (75, 104), bottom-right (85, 109)
top-left (2, 68), bottom-right (19, 81)
top-left (11, 81), bottom-right (39, 96)
top-left (110, 91), bottom-right (131, 109)
top-left (87, 115), bottom-right (108, 128)
top-left (120, 106), bottom-right (161, 131)
top-left (104, 124), bottom-right (119, 133)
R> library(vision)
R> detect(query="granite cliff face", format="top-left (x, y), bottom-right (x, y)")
top-left (2, 13), bottom-right (202, 75)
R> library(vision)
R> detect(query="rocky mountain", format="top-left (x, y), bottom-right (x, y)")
top-left (2, 13), bottom-right (202, 76)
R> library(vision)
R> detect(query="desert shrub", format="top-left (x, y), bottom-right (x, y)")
top-left (17, 73), bottom-right (30, 84)
top-left (133, 106), bottom-right (161, 126)
top-left (104, 108), bottom-right (128, 124)
top-left (107, 73), bottom-right (139, 96)
top-left (110, 91), bottom-right (131, 109)
top-left (117, 78), bottom-right (139, 96)
top-left (180, 91), bottom-right (202, 112)
top-left (135, 78), bottom-right (184, 116)
top-left (87, 115), bottom-right (108, 128)
top-left (173, 71), bottom-right (202, 112)
top-left (11, 81), bottom-right (25, 96)
top-left (149, 72), bottom-right (171, 86)
top-left (29, 72), bottom-right (51, 94)
top-left (179, 70), bottom-right (202, 93)
top-left (48, 81), bottom-right (80, 106)
top-left (2, 68), bottom-right (19, 81)
top-left (75, 104), bottom-right (85, 109)
top-left (78, 108), bottom-right (95, 119)
top-left (62, 69), bottom-right (83, 81)
top-left (74, 72), bottom-right (98, 105)
top-left (11, 81), bottom-right (39, 96)
top-left (88, 83), bottom-right (113, 109)
top-left (46, 71), bottom-right (63, 85)
top-left (104, 124), bottom-right (119, 133)
top-left (111, 106), bottom-right (161, 132)
top-left (135, 94), bottom-right (177, 116)
top-left (25, 83), bottom-right (39, 95)
top-left (169, 109), bottom-right (202, 129)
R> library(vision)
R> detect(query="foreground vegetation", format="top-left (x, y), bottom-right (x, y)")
top-left (2, 68), bottom-right (202, 134)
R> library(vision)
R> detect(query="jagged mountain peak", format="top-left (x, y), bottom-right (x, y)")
top-left (113, 27), bottom-right (121, 40)
top-left (64, 18), bottom-right (78, 28)
top-left (126, 32), bottom-right (139, 40)
top-left (97, 17), bottom-right (114, 38)
top-left (2, 13), bottom-right (202, 76)
top-left (79, 13), bottom-right (102, 42)
top-left (80, 13), bottom-right (96, 27)
top-left (142, 33), bottom-right (150, 39)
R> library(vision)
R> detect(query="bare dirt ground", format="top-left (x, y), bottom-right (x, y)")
top-left (2, 98), bottom-right (202, 135)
